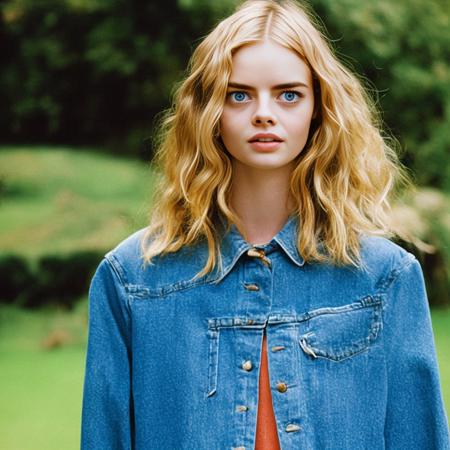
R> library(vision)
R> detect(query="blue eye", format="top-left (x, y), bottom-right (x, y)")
top-left (281, 91), bottom-right (300, 102)
top-left (229, 91), bottom-right (248, 102)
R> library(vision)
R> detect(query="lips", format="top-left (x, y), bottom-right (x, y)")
top-left (248, 133), bottom-right (283, 143)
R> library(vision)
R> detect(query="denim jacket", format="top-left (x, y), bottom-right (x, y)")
top-left (81, 215), bottom-right (449, 449)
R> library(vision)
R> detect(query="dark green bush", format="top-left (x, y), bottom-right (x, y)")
top-left (0, 251), bottom-right (103, 308)
top-left (0, 255), bottom-right (34, 303)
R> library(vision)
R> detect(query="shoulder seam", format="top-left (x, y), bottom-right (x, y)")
top-left (105, 253), bottom-right (129, 287)
top-left (376, 252), bottom-right (416, 293)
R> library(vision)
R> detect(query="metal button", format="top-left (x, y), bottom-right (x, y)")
top-left (241, 360), bottom-right (253, 371)
top-left (276, 382), bottom-right (288, 393)
top-left (286, 423), bottom-right (301, 433)
top-left (247, 247), bottom-right (271, 267)
top-left (247, 247), bottom-right (263, 258)
top-left (271, 345), bottom-right (286, 352)
top-left (232, 447), bottom-right (246, 450)
top-left (244, 283), bottom-right (260, 291)
top-left (236, 405), bottom-right (249, 412)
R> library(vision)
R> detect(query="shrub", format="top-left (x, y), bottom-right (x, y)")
top-left (0, 251), bottom-right (103, 308)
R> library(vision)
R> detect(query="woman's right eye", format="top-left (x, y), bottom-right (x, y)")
top-left (228, 91), bottom-right (249, 103)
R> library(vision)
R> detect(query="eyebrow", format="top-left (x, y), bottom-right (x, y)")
top-left (227, 81), bottom-right (309, 89)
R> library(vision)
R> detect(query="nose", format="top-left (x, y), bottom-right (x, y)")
top-left (251, 98), bottom-right (277, 126)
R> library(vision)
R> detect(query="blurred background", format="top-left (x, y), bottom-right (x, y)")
top-left (0, 0), bottom-right (449, 448)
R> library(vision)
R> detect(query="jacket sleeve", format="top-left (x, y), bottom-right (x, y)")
top-left (383, 254), bottom-right (449, 449)
top-left (81, 256), bottom-right (133, 450)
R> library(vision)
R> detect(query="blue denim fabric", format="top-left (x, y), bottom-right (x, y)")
top-left (81, 215), bottom-right (449, 449)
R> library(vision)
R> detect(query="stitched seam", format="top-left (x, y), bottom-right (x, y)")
top-left (207, 295), bottom-right (383, 330)
top-left (128, 275), bottom-right (220, 299)
top-left (376, 252), bottom-right (416, 294)
top-left (103, 255), bottom-right (132, 327)
top-left (305, 304), bottom-right (383, 361)
top-left (381, 252), bottom-right (419, 434)
top-left (215, 243), bottom-right (252, 283)
top-left (105, 253), bottom-right (129, 286)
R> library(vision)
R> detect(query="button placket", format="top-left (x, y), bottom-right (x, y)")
top-left (232, 246), bottom-right (273, 448)
top-left (242, 246), bottom-right (272, 315)
top-left (266, 325), bottom-right (305, 447)
top-left (233, 328), bottom-right (264, 450)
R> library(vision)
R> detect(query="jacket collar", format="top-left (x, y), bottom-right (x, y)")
top-left (216, 214), bottom-right (305, 282)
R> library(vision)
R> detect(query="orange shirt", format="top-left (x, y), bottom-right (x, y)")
top-left (255, 332), bottom-right (281, 450)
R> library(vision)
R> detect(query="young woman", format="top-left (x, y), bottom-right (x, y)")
top-left (81, 0), bottom-right (449, 448)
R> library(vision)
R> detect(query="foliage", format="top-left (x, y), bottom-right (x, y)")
top-left (0, 0), bottom-right (448, 187)
top-left (0, 0), bottom-right (233, 155)
top-left (0, 255), bottom-right (34, 303)
top-left (0, 147), bottom-right (154, 307)
top-left (0, 251), bottom-right (104, 308)
top-left (391, 188), bottom-right (450, 306)
top-left (311, 0), bottom-right (450, 189)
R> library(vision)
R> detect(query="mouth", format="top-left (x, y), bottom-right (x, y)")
top-left (248, 139), bottom-right (283, 152)
top-left (249, 138), bottom-right (283, 143)
top-left (248, 134), bottom-right (283, 143)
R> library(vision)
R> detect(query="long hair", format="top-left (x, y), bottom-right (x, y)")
top-left (140, 0), bottom-right (411, 277)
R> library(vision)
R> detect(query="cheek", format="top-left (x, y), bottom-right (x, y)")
top-left (287, 109), bottom-right (314, 134)
top-left (219, 110), bottom-right (230, 134)
top-left (220, 109), bottom-right (241, 136)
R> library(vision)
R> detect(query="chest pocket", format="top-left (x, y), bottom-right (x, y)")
top-left (298, 295), bottom-right (383, 362)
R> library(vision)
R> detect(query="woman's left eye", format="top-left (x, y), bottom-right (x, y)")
top-left (280, 91), bottom-right (301, 102)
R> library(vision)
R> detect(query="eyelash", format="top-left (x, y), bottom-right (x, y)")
top-left (227, 90), bottom-right (303, 103)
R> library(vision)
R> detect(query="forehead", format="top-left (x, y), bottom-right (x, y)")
top-left (229, 40), bottom-right (312, 86)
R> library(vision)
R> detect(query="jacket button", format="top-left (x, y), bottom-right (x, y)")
top-left (285, 423), bottom-right (301, 433)
top-left (241, 360), bottom-right (253, 371)
top-left (271, 345), bottom-right (286, 352)
top-left (244, 283), bottom-right (260, 291)
top-left (236, 405), bottom-right (249, 412)
top-left (276, 382), bottom-right (288, 393)
top-left (247, 247), bottom-right (272, 267)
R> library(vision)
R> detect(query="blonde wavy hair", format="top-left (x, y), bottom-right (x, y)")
top-left (141, 0), bottom-right (411, 276)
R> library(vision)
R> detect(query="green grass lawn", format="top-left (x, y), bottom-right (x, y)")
top-left (0, 301), bottom-right (88, 450)
top-left (431, 307), bottom-right (450, 411)
top-left (0, 146), bottom-right (155, 259)
top-left (0, 303), bottom-right (448, 450)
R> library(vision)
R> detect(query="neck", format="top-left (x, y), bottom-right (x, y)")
top-left (230, 161), bottom-right (295, 245)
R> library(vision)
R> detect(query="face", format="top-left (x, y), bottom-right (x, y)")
top-left (220, 40), bottom-right (315, 173)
